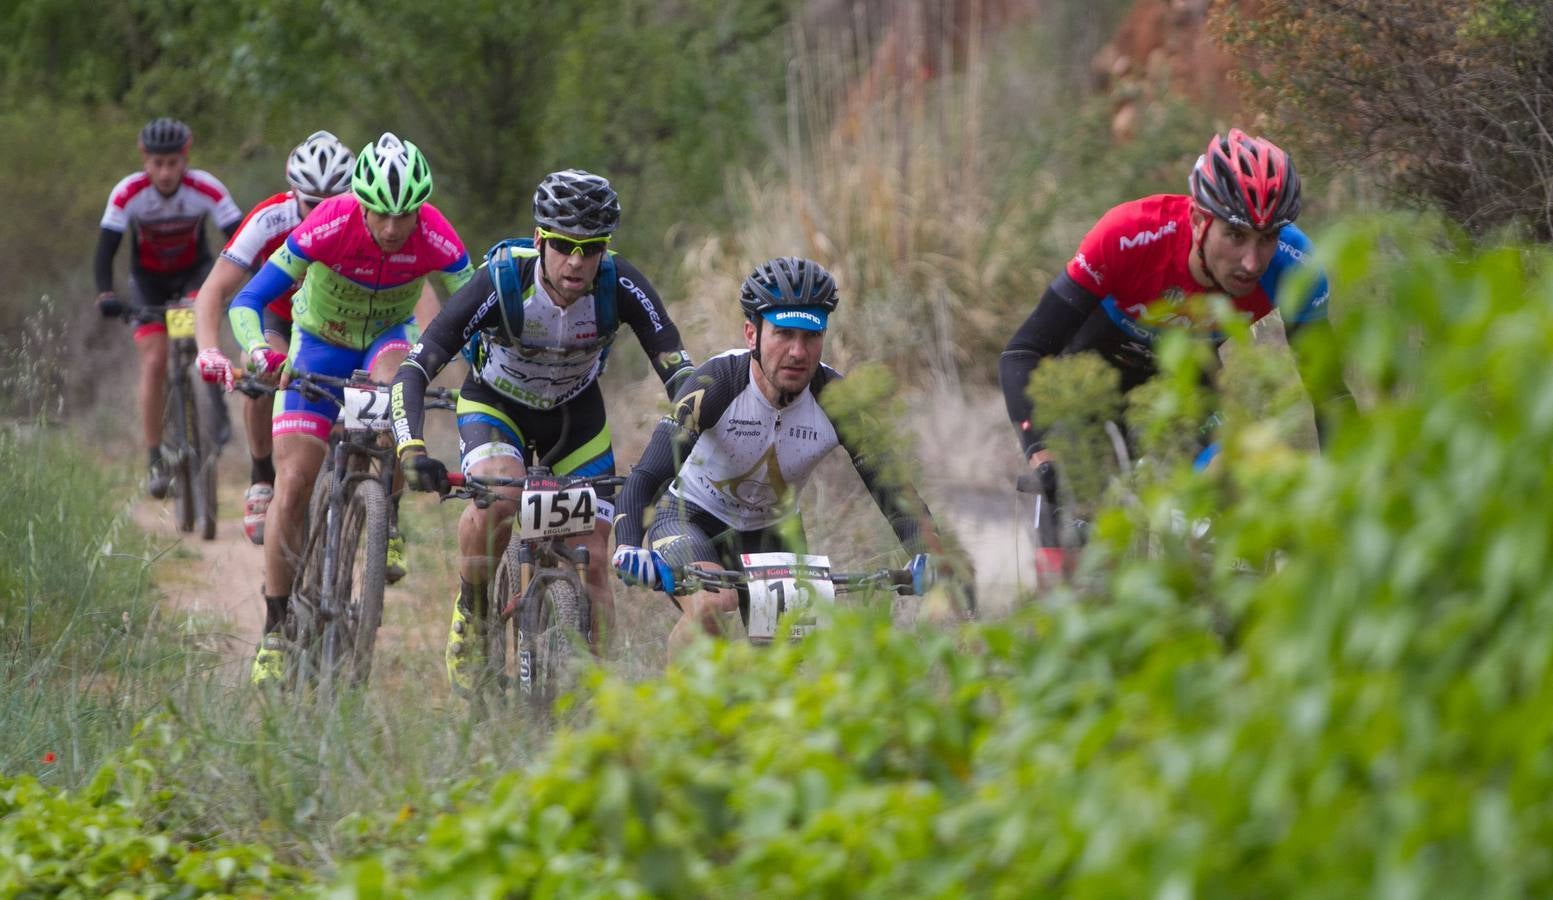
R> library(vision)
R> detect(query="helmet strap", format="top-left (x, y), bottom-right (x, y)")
top-left (536, 239), bottom-right (599, 303)
top-left (1193, 216), bottom-right (1232, 296)
top-left (748, 314), bottom-right (764, 363)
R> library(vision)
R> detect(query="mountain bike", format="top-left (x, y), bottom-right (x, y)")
top-left (444, 465), bottom-right (624, 715)
top-left (1015, 419), bottom-right (1223, 591)
top-left (238, 371), bottom-right (454, 693)
top-left (661, 554), bottom-right (923, 645)
top-left (127, 296), bottom-right (224, 538)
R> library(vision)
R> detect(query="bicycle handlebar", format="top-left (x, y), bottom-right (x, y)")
top-left (443, 470), bottom-right (627, 502)
top-left (664, 564), bottom-right (917, 597)
top-left (233, 373), bottom-right (457, 409)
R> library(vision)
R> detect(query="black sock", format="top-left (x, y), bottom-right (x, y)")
top-left (263, 594), bottom-right (289, 633)
top-left (147, 446), bottom-right (162, 467)
top-left (251, 454), bottom-right (275, 485)
top-left (458, 578), bottom-right (484, 613)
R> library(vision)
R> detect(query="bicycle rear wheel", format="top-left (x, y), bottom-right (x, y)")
top-left (327, 477), bottom-right (388, 687)
top-left (517, 575), bottom-right (588, 717)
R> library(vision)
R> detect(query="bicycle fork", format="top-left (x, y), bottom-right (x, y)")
top-left (516, 546), bottom-right (536, 695)
top-left (317, 446), bottom-right (349, 672)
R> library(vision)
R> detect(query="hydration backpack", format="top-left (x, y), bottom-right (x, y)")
top-left (461, 237), bottom-right (619, 368)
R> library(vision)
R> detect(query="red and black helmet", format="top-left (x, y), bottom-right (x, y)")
top-left (1188, 129), bottom-right (1301, 231)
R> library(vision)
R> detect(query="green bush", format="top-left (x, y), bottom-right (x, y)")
top-left (316, 222), bottom-right (1553, 897)
top-left (0, 720), bottom-right (306, 898)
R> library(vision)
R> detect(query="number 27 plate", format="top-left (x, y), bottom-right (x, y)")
top-left (517, 486), bottom-right (597, 539)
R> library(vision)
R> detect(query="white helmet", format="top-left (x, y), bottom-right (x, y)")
top-left (286, 130), bottom-right (355, 201)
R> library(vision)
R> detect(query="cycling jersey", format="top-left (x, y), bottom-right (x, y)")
top-left (389, 255), bottom-right (693, 452)
top-left (613, 349), bottom-right (932, 551)
top-left (1065, 194), bottom-right (1327, 352)
top-left (219, 190), bottom-right (307, 321)
top-left (229, 194), bottom-right (472, 351)
top-left (95, 169), bottom-right (243, 291)
top-left (1000, 193), bottom-right (1332, 457)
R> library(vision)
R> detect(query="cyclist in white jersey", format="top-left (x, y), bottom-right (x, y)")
top-left (192, 130), bottom-right (356, 544)
top-left (610, 257), bottom-right (968, 658)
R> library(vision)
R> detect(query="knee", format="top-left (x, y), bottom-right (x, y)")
top-left (274, 463), bottom-right (316, 501)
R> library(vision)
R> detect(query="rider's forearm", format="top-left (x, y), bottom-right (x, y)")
top-left (1286, 317), bottom-right (1355, 451)
top-left (1000, 276), bottom-right (1096, 457)
top-left (999, 349), bottom-right (1044, 458)
top-left (652, 349), bottom-right (696, 400)
top-left (193, 258), bottom-right (247, 351)
top-left (850, 450), bottom-right (932, 553)
top-left (93, 228), bottom-right (123, 294)
top-left (389, 362), bottom-right (432, 455)
top-left (230, 262), bottom-right (295, 352)
top-left (612, 418), bottom-right (686, 547)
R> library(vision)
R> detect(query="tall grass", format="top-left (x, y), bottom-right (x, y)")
top-left (674, 5), bottom-right (1215, 386)
top-left (0, 306), bottom-right (180, 781)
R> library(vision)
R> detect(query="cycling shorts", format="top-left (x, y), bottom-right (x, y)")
top-left (646, 495), bottom-right (806, 573)
top-left (273, 322), bottom-right (417, 442)
top-left (455, 378), bottom-right (617, 516)
top-left (262, 305), bottom-right (292, 346)
top-left (128, 261), bottom-right (213, 340)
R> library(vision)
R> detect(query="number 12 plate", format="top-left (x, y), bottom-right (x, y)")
top-left (740, 552), bottom-right (835, 642)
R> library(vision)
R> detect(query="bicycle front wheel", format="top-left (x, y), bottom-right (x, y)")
top-left (192, 378), bottom-right (221, 540)
top-left (163, 373), bottom-right (197, 533)
top-left (518, 575), bottom-right (588, 717)
top-left (480, 540), bottom-right (525, 700)
top-left (328, 477), bottom-right (388, 687)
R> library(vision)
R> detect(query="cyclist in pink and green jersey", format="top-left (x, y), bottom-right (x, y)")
top-left (226, 132), bottom-right (473, 686)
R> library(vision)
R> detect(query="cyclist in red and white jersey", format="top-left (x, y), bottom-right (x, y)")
top-left (192, 130), bottom-right (356, 545)
top-left (1000, 129), bottom-right (1348, 480)
top-left (95, 117), bottom-right (244, 498)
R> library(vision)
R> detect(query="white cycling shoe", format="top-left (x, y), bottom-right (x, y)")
top-left (243, 482), bottom-right (274, 546)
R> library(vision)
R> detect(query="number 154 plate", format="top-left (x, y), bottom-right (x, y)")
top-left (516, 486), bottom-right (597, 540)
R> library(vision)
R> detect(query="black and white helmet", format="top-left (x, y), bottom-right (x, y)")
top-left (738, 257), bottom-right (840, 318)
top-left (533, 169), bottom-right (620, 237)
top-left (286, 130), bottom-right (355, 200)
top-left (139, 117), bottom-right (191, 154)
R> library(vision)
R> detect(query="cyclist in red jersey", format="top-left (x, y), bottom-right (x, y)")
top-left (95, 118), bottom-right (244, 498)
top-left (192, 131), bottom-right (356, 545)
top-left (1000, 129), bottom-right (1347, 485)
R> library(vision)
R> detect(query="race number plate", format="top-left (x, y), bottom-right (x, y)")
top-left (740, 552), bottom-right (835, 642)
top-left (341, 386), bottom-right (392, 432)
top-left (165, 306), bottom-right (196, 339)
top-left (516, 483), bottom-right (597, 539)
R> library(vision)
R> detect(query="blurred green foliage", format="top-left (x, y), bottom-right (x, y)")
top-left (0, 0), bottom-right (795, 332)
top-left (319, 225), bottom-right (1553, 894)
top-left (0, 719), bottom-right (307, 897)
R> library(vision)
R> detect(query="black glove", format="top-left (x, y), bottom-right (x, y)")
top-left (1035, 460), bottom-right (1059, 503)
top-left (401, 451), bottom-right (450, 495)
top-left (97, 293), bottom-right (125, 320)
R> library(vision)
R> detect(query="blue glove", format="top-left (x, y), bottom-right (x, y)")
top-left (909, 553), bottom-right (935, 596)
top-left (612, 545), bottom-right (675, 593)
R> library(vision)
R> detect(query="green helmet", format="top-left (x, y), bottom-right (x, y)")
top-left (352, 132), bottom-right (433, 215)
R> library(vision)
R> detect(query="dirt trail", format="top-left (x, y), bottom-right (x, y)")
top-left (131, 457), bottom-right (450, 685)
